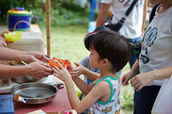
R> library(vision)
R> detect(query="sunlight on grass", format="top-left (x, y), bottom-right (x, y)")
top-left (41, 25), bottom-right (90, 65)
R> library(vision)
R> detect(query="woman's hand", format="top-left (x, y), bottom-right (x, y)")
top-left (0, 38), bottom-right (7, 47)
top-left (23, 51), bottom-right (50, 63)
top-left (27, 61), bottom-right (53, 79)
top-left (130, 72), bottom-right (156, 91)
top-left (0, 30), bottom-right (11, 47)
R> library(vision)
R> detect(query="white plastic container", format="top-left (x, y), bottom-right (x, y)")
top-left (7, 32), bottom-right (45, 53)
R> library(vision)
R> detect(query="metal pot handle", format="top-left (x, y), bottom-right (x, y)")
top-left (51, 82), bottom-right (64, 89)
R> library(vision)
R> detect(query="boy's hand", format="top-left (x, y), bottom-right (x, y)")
top-left (53, 61), bottom-right (72, 82)
top-left (70, 62), bottom-right (85, 78)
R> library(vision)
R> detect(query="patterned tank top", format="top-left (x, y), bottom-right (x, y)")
top-left (87, 75), bottom-right (121, 114)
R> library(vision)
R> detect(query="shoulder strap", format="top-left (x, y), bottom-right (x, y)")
top-left (126, 0), bottom-right (138, 16)
top-left (149, 3), bottom-right (161, 23)
top-left (115, 0), bottom-right (138, 30)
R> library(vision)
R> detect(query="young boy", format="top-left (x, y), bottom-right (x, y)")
top-left (53, 26), bottom-right (131, 113)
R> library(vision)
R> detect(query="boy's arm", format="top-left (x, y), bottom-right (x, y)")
top-left (71, 62), bottom-right (99, 81)
top-left (72, 77), bottom-right (94, 95)
top-left (66, 78), bottom-right (110, 113)
top-left (82, 67), bottom-right (99, 81)
top-left (53, 63), bottom-right (109, 113)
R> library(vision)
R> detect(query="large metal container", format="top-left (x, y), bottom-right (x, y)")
top-left (10, 83), bottom-right (63, 104)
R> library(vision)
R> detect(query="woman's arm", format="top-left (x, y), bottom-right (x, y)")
top-left (130, 66), bottom-right (172, 91)
top-left (0, 47), bottom-right (49, 62)
top-left (0, 62), bottom-right (52, 79)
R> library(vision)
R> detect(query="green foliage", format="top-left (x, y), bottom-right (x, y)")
top-left (120, 84), bottom-right (134, 114)
top-left (0, 0), bottom-right (45, 24)
top-left (0, 0), bottom-right (92, 26)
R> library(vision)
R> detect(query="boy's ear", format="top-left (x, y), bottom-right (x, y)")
top-left (102, 58), bottom-right (109, 66)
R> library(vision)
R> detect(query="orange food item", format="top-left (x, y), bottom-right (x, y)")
top-left (49, 58), bottom-right (71, 68)
top-left (13, 94), bottom-right (19, 102)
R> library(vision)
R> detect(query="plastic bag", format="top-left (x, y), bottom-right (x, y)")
top-left (151, 74), bottom-right (172, 114)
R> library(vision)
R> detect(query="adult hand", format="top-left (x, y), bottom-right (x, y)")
top-left (130, 72), bottom-right (155, 91)
top-left (26, 51), bottom-right (50, 63)
top-left (121, 70), bottom-right (135, 86)
top-left (53, 61), bottom-right (71, 83)
top-left (0, 38), bottom-right (7, 47)
top-left (0, 30), bottom-right (9, 38)
top-left (27, 61), bottom-right (53, 78)
top-left (70, 62), bottom-right (85, 78)
top-left (0, 30), bottom-right (11, 47)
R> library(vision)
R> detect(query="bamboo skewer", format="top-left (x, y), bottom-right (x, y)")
top-left (46, 0), bottom-right (51, 56)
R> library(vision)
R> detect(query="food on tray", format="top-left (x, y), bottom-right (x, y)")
top-left (49, 57), bottom-right (71, 68)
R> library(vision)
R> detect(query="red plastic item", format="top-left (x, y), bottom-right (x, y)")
top-left (11, 9), bottom-right (20, 11)
top-left (49, 58), bottom-right (71, 68)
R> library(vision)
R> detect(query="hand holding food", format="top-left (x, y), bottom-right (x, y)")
top-left (52, 60), bottom-right (72, 83)
top-left (49, 57), bottom-right (71, 68)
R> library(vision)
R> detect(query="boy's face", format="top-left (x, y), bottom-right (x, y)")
top-left (89, 48), bottom-right (100, 69)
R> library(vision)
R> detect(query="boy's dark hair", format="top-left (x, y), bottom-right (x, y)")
top-left (89, 30), bottom-right (131, 72)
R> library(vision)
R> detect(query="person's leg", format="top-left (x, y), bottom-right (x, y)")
top-left (134, 86), bottom-right (160, 114)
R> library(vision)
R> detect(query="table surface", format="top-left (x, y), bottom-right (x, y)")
top-left (14, 77), bottom-right (72, 114)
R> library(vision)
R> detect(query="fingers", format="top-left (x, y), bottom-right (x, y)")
top-left (0, 41), bottom-right (7, 47)
top-left (52, 67), bottom-right (60, 77)
top-left (121, 77), bottom-right (129, 86)
top-left (132, 83), bottom-right (141, 91)
top-left (122, 81), bottom-right (129, 86)
top-left (40, 62), bottom-right (52, 68)
top-left (130, 78), bottom-right (143, 91)
top-left (43, 55), bottom-right (50, 62)
top-left (57, 61), bottom-right (64, 69)
top-left (74, 62), bottom-right (80, 67)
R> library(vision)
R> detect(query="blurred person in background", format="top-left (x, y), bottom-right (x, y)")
top-left (96, 0), bottom-right (148, 103)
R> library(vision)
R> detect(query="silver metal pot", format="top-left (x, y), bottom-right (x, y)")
top-left (7, 61), bottom-right (47, 83)
top-left (10, 82), bottom-right (64, 104)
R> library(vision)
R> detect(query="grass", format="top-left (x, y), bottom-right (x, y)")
top-left (40, 24), bottom-right (134, 114)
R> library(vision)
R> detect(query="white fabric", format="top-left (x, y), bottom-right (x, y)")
top-left (101, 0), bottom-right (145, 38)
top-left (139, 6), bottom-right (172, 86)
top-left (151, 74), bottom-right (172, 114)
